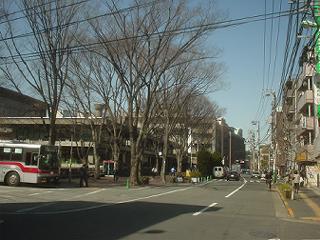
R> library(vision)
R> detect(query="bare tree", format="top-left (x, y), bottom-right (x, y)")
top-left (171, 94), bottom-right (224, 173)
top-left (66, 50), bottom-right (127, 178)
top-left (152, 52), bottom-right (224, 183)
top-left (1, 0), bottom-right (82, 145)
top-left (88, 0), bottom-right (222, 185)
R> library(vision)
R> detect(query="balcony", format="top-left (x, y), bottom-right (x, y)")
top-left (284, 87), bottom-right (295, 101)
top-left (284, 105), bottom-right (295, 116)
top-left (297, 90), bottom-right (314, 112)
top-left (297, 116), bottom-right (315, 136)
top-left (303, 62), bottom-right (314, 77)
top-left (296, 144), bottom-right (314, 162)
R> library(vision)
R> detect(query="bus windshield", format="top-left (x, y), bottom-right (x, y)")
top-left (39, 146), bottom-right (59, 171)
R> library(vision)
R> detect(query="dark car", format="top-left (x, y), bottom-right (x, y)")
top-left (227, 171), bottom-right (240, 181)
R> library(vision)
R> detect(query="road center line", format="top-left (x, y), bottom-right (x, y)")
top-left (31, 187), bottom-right (193, 215)
top-left (193, 202), bottom-right (218, 216)
top-left (117, 187), bottom-right (192, 204)
top-left (16, 189), bottom-right (106, 213)
top-left (225, 179), bottom-right (247, 198)
top-left (16, 202), bottom-right (56, 213)
top-left (28, 191), bottom-right (52, 196)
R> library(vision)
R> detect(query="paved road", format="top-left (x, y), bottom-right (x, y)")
top-left (0, 177), bottom-right (320, 240)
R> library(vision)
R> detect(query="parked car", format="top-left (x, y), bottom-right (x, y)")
top-left (227, 171), bottom-right (240, 181)
top-left (251, 171), bottom-right (260, 179)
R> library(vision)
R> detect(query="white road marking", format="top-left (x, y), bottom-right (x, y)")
top-left (67, 188), bottom-right (107, 199)
top-left (225, 178), bottom-right (247, 198)
top-left (14, 186), bottom-right (192, 214)
top-left (16, 189), bottom-right (106, 213)
top-left (16, 202), bottom-right (56, 213)
top-left (129, 186), bottom-right (151, 191)
top-left (193, 202), bottom-right (218, 216)
top-left (117, 187), bottom-right (192, 204)
top-left (28, 191), bottom-right (52, 196)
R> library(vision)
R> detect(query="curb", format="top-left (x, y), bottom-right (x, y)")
top-left (276, 187), bottom-right (294, 218)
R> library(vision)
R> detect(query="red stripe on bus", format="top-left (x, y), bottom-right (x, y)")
top-left (0, 161), bottom-right (40, 173)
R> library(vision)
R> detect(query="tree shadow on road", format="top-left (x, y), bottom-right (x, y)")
top-left (1, 200), bottom-right (222, 240)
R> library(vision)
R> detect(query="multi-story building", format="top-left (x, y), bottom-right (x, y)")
top-left (295, 48), bottom-right (316, 165)
top-left (210, 118), bottom-right (246, 168)
top-left (0, 87), bottom-right (46, 117)
top-left (1, 87), bottom-right (246, 175)
top-left (279, 47), bottom-right (320, 182)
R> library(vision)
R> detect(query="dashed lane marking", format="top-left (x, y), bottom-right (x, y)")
top-left (193, 202), bottom-right (218, 216)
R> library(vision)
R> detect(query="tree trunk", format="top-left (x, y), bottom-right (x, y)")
top-left (48, 116), bottom-right (57, 146)
top-left (93, 142), bottom-right (100, 179)
top-left (161, 135), bottom-right (169, 184)
top-left (177, 150), bottom-right (183, 173)
top-left (129, 143), bottom-right (138, 186)
top-left (112, 142), bottom-right (120, 170)
top-left (161, 120), bottom-right (170, 183)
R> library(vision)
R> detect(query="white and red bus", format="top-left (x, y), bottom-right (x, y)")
top-left (0, 142), bottom-right (59, 186)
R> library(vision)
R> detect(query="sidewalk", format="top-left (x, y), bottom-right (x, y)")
top-left (277, 185), bottom-right (320, 222)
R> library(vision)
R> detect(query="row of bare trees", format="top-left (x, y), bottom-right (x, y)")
top-left (0, 0), bottom-right (225, 185)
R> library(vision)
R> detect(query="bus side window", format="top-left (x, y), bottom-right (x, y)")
top-left (25, 152), bottom-right (32, 165)
top-left (11, 148), bottom-right (23, 161)
top-left (0, 147), bottom-right (11, 161)
top-left (31, 153), bottom-right (38, 166)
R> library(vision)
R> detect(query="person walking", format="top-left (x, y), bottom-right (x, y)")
top-left (293, 170), bottom-right (300, 196)
top-left (113, 168), bottom-right (119, 183)
top-left (79, 164), bottom-right (89, 187)
top-left (266, 171), bottom-right (272, 190)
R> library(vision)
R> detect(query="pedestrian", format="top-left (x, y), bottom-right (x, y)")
top-left (79, 164), bottom-right (89, 187)
top-left (170, 166), bottom-right (176, 176)
top-left (113, 168), bottom-right (118, 183)
top-left (293, 170), bottom-right (300, 195)
top-left (151, 167), bottom-right (157, 176)
top-left (265, 171), bottom-right (272, 190)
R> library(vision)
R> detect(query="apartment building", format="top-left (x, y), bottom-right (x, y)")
top-left (295, 48), bottom-right (316, 164)
top-left (279, 47), bottom-right (320, 182)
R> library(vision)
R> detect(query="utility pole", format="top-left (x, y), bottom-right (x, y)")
top-left (266, 90), bottom-right (276, 182)
top-left (221, 121), bottom-right (224, 160)
top-left (251, 121), bottom-right (260, 171)
top-left (229, 130), bottom-right (232, 169)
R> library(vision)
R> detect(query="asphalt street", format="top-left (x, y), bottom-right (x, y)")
top-left (0, 177), bottom-right (320, 240)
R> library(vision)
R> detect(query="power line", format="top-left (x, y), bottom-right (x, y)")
top-left (0, 0), bottom-right (91, 25)
top-left (270, 0), bottom-right (283, 90)
top-left (0, 6), bottom-right (305, 65)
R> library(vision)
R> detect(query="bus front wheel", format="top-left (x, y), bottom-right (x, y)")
top-left (5, 172), bottom-right (20, 186)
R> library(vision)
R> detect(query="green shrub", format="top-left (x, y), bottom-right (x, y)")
top-left (278, 183), bottom-right (292, 198)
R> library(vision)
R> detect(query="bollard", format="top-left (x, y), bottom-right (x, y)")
top-left (207, 176), bottom-right (209, 181)
top-left (126, 178), bottom-right (130, 189)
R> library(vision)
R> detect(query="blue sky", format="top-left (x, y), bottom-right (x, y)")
top-left (208, 0), bottom-right (293, 142)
